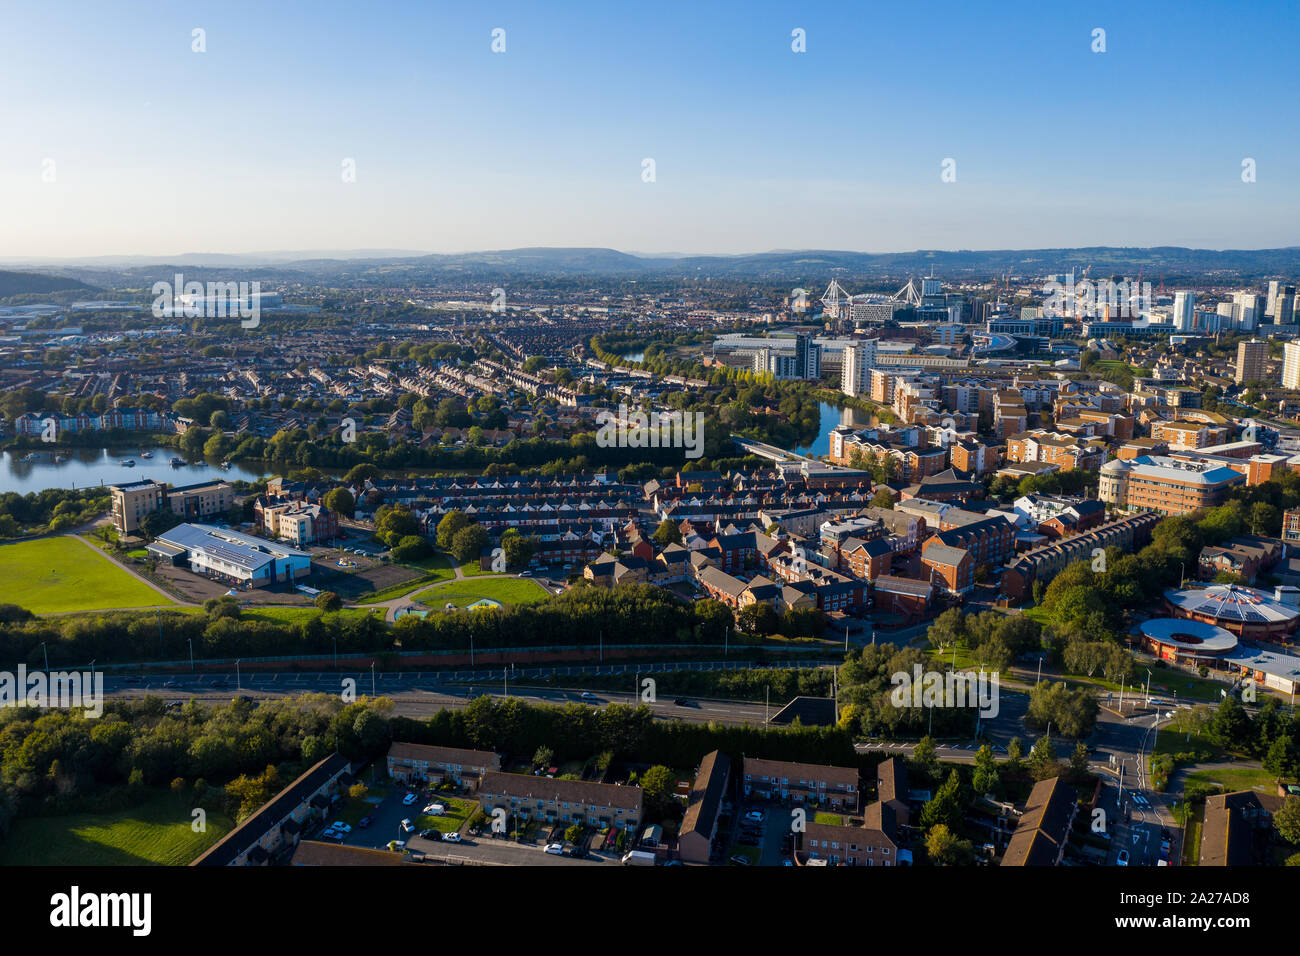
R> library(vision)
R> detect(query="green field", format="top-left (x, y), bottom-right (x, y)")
top-left (416, 797), bottom-right (476, 834)
top-left (414, 577), bottom-right (550, 609)
top-left (240, 606), bottom-right (378, 625)
top-left (1185, 765), bottom-right (1282, 793)
top-left (5, 536), bottom-right (174, 614)
top-left (0, 791), bottom-right (233, 866)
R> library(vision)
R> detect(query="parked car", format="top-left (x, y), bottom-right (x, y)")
top-left (400, 819), bottom-right (413, 833)
top-left (329, 822), bottom-right (352, 833)
top-left (423, 804), bottom-right (445, 815)
top-left (729, 854), bottom-right (753, 866)
top-left (402, 792), bottom-right (418, 805)
top-left (358, 816), bottom-right (372, 829)
top-left (1116, 850), bottom-right (1129, 866)
top-left (544, 843), bottom-right (564, 855)
top-left (443, 832), bottom-right (462, 843)
top-left (744, 810), bottom-right (764, 823)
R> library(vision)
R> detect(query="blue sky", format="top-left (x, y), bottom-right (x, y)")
top-left (1, 0), bottom-right (1297, 257)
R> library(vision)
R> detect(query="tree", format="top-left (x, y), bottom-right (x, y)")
top-left (870, 488), bottom-right (896, 509)
top-left (925, 823), bottom-right (974, 866)
top-left (450, 525), bottom-right (490, 564)
top-left (533, 745), bottom-right (554, 768)
top-left (1276, 797), bottom-right (1300, 846)
top-left (315, 591), bottom-right (342, 612)
top-left (652, 518), bottom-right (682, 546)
top-left (972, 744), bottom-right (998, 796)
top-left (640, 765), bottom-right (678, 819)
top-left (910, 736), bottom-right (940, 784)
top-left (920, 769), bottom-right (964, 833)
top-left (436, 511), bottom-right (470, 550)
top-left (736, 602), bottom-right (777, 635)
top-left (501, 532), bottom-right (535, 570)
top-left (1028, 735), bottom-right (1061, 781)
top-left (324, 487), bottom-right (355, 518)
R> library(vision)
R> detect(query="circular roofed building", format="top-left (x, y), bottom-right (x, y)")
top-left (1139, 618), bottom-right (1238, 664)
top-left (1164, 584), bottom-right (1300, 641)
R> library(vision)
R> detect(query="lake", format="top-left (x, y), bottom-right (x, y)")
top-left (792, 402), bottom-right (874, 457)
top-left (0, 447), bottom-right (271, 496)
top-left (622, 351), bottom-right (646, 363)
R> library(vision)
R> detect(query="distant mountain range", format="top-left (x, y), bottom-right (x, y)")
top-left (4, 246), bottom-right (1300, 290)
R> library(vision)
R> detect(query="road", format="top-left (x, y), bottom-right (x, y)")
top-left (100, 674), bottom-right (774, 725)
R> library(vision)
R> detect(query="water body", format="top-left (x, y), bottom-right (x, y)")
top-left (0, 447), bottom-right (270, 495)
top-left (792, 402), bottom-right (874, 458)
top-left (621, 351), bottom-right (646, 363)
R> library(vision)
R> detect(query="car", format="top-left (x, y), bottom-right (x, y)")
top-left (321, 828), bottom-right (341, 839)
top-left (123, 676), bottom-right (141, 684)
top-left (400, 820), bottom-right (414, 833)
top-left (673, 697), bottom-right (689, 706)
top-left (744, 810), bottom-right (764, 823)
top-left (418, 828), bottom-right (438, 840)
top-left (1116, 850), bottom-right (1129, 866)
top-left (330, 821), bottom-right (352, 833)
top-left (424, 803), bottom-right (446, 815)
top-left (729, 854), bottom-right (752, 866)
top-left (402, 792), bottom-right (418, 805)
top-left (163, 680), bottom-right (181, 688)
top-left (358, 816), bottom-right (372, 829)
top-left (580, 692), bottom-right (597, 701)
top-left (388, 840), bottom-right (406, 852)
top-left (544, 843), bottom-right (564, 855)
top-left (443, 832), bottom-right (462, 843)
top-left (519, 570), bottom-right (531, 577)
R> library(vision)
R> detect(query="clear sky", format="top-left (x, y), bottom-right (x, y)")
top-left (2, 0), bottom-right (1297, 258)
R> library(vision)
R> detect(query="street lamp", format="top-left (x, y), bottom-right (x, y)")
top-left (188, 639), bottom-right (195, 672)
top-left (40, 642), bottom-right (49, 671)
top-left (235, 659), bottom-right (241, 691)
top-left (371, 661), bottom-right (376, 698)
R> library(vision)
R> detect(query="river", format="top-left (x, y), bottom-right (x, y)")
top-left (791, 402), bottom-right (874, 457)
top-left (0, 447), bottom-right (271, 495)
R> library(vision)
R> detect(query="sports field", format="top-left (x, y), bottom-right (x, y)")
top-left (413, 576), bottom-right (550, 609)
top-left (4, 536), bottom-right (173, 614)
top-left (0, 790), bottom-right (233, 866)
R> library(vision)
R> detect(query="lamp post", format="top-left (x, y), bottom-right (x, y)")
top-left (371, 661), bottom-right (376, 698)
top-left (236, 659), bottom-right (241, 691)
top-left (188, 639), bottom-right (194, 672)
top-left (40, 642), bottom-right (49, 671)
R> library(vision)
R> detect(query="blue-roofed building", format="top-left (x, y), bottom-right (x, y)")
top-left (149, 523), bottom-right (312, 589)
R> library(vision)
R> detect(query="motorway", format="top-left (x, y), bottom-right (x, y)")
top-left (100, 672), bottom-right (774, 724)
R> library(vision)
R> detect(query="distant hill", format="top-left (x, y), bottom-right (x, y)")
top-left (6, 246), bottom-right (1300, 287)
top-left (0, 270), bottom-right (99, 300)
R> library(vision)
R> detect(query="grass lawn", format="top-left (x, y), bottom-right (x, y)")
top-left (1185, 766), bottom-right (1282, 793)
top-left (0, 790), bottom-right (233, 866)
top-left (814, 812), bottom-right (844, 826)
top-left (458, 557), bottom-right (500, 578)
top-left (414, 576), bottom-right (550, 609)
top-left (415, 797), bottom-right (476, 834)
top-left (1154, 712), bottom-right (1222, 760)
top-left (401, 552), bottom-right (456, 579)
top-left (5, 536), bottom-right (174, 614)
